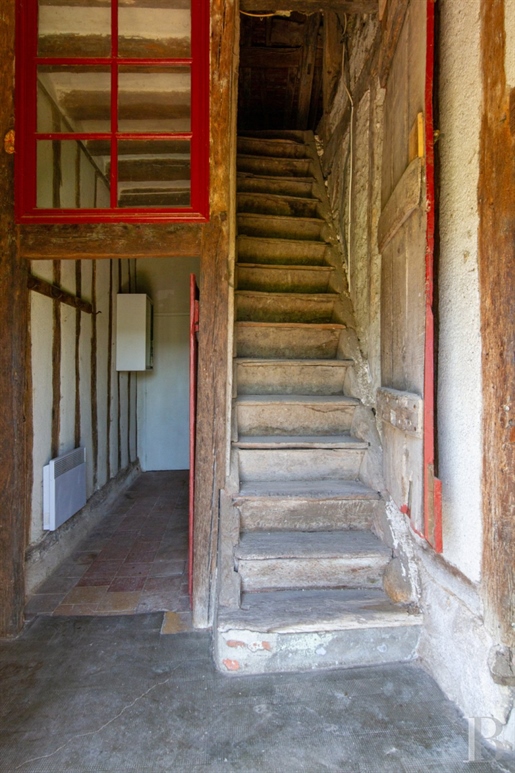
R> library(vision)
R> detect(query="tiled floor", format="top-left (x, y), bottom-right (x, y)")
top-left (26, 470), bottom-right (192, 627)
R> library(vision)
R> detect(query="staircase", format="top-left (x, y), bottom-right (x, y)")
top-left (215, 131), bottom-right (421, 675)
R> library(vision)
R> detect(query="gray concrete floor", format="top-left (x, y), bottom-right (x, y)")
top-left (1, 614), bottom-right (514, 773)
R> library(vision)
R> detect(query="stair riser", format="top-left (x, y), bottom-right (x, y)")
top-left (236, 266), bottom-right (332, 294)
top-left (236, 362), bottom-right (347, 395)
top-left (237, 156), bottom-right (313, 177)
top-left (238, 555), bottom-right (388, 592)
top-left (237, 176), bottom-right (314, 198)
top-left (236, 325), bottom-right (341, 359)
top-left (237, 194), bottom-right (321, 219)
top-left (215, 626), bottom-right (421, 675)
top-left (237, 497), bottom-right (382, 532)
top-left (237, 403), bottom-right (356, 435)
top-left (237, 138), bottom-right (310, 158)
top-left (236, 294), bottom-right (335, 324)
top-left (238, 236), bottom-right (328, 265)
top-left (238, 214), bottom-right (329, 242)
top-left (238, 448), bottom-right (364, 481)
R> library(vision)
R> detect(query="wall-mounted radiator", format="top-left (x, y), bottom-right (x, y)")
top-left (43, 447), bottom-right (87, 531)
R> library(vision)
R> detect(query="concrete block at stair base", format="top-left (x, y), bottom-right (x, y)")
top-left (383, 557), bottom-right (415, 605)
top-left (215, 626), bottom-right (421, 675)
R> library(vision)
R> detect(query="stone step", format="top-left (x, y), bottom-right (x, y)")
top-left (234, 530), bottom-right (391, 592)
top-left (237, 136), bottom-right (310, 158)
top-left (235, 290), bottom-right (337, 324)
top-left (215, 588), bottom-right (422, 675)
top-left (235, 434), bottom-right (368, 449)
top-left (237, 154), bottom-right (313, 178)
top-left (236, 263), bottom-right (334, 294)
top-left (237, 445), bottom-right (365, 482)
top-left (239, 129), bottom-right (309, 143)
top-left (236, 321), bottom-right (344, 359)
top-left (235, 358), bottom-right (351, 395)
top-left (237, 235), bottom-right (329, 265)
top-left (238, 213), bottom-right (330, 242)
top-left (235, 479), bottom-right (382, 531)
top-left (236, 394), bottom-right (359, 435)
top-left (237, 192), bottom-right (322, 219)
top-left (237, 174), bottom-right (315, 199)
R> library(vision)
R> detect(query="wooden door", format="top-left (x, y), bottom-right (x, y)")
top-left (377, 0), bottom-right (442, 550)
top-left (188, 274), bottom-right (199, 604)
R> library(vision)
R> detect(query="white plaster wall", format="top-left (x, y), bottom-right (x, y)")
top-left (136, 257), bottom-right (199, 471)
top-left (437, 0), bottom-right (483, 583)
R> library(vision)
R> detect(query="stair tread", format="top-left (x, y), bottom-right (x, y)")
top-left (235, 434), bottom-right (368, 450)
top-left (236, 357), bottom-right (350, 366)
top-left (238, 212), bottom-right (325, 226)
top-left (237, 479), bottom-right (381, 499)
top-left (237, 394), bottom-right (359, 405)
top-left (236, 529), bottom-right (391, 560)
top-left (238, 173), bottom-right (314, 184)
top-left (238, 191), bottom-right (319, 205)
top-left (235, 290), bottom-right (338, 300)
top-left (218, 588), bottom-right (421, 633)
top-left (237, 263), bottom-right (334, 273)
top-left (236, 321), bottom-right (345, 329)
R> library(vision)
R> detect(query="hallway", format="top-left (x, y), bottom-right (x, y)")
top-left (26, 471), bottom-right (191, 624)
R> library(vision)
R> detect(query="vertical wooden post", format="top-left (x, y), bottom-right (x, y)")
top-left (192, 0), bottom-right (237, 627)
top-left (0, 0), bottom-right (32, 636)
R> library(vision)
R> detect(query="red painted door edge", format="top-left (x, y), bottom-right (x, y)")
top-left (422, 0), bottom-right (443, 553)
top-left (188, 274), bottom-right (200, 606)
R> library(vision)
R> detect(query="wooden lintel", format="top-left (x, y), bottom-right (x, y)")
top-left (28, 275), bottom-right (93, 314)
top-left (19, 223), bottom-right (202, 260)
top-left (240, 0), bottom-right (378, 14)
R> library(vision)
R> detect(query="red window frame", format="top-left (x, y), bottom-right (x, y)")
top-left (15, 0), bottom-right (209, 223)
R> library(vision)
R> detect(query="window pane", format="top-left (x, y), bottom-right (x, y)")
top-left (118, 0), bottom-right (191, 59)
top-left (38, 67), bottom-right (112, 133)
top-left (118, 66), bottom-right (190, 133)
top-left (37, 140), bottom-right (111, 208)
top-left (117, 139), bottom-right (190, 208)
top-left (38, 0), bottom-right (111, 58)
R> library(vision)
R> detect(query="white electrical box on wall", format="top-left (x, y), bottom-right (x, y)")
top-left (116, 294), bottom-right (153, 371)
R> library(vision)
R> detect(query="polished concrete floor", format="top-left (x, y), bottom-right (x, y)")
top-left (1, 614), bottom-right (514, 773)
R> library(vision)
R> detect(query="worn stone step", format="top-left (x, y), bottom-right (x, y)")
top-left (237, 192), bottom-right (322, 219)
top-left (237, 154), bottom-right (313, 178)
top-left (236, 394), bottom-right (359, 436)
top-left (238, 445), bottom-right (365, 482)
top-left (235, 530), bottom-right (391, 592)
top-left (215, 588), bottom-right (422, 675)
top-left (237, 174), bottom-right (315, 199)
top-left (238, 213), bottom-right (330, 242)
top-left (235, 434), bottom-right (368, 449)
top-left (237, 235), bottom-right (329, 265)
top-left (236, 264), bottom-right (334, 294)
top-left (236, 322), bottom-right (344, 359)
top-left (235, 290), bottom-right (337, 324)
top-left (235, 479), bottom-right (382, 532)
top-left (237, 136), bottom-right (310, 158)
top-left (235, 358), bottom-right (351, 395)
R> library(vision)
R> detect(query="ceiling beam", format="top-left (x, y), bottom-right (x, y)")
top-left (240, 0), bottom-right (378, 14)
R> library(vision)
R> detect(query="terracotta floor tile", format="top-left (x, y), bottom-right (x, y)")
top-left (160, 611), bottom-right (192, 634)
top-left (53, 603), bottom-right (101, 616)
top-left (96, 548), bottom-right (131, 561)
top-left (108, 576), bottom-right (146, 593)
top-left (25, 593), bottom-right (66, 616)
top-left (77, 575), bottom-right (116, 587)
top-left (144, 576), bottom-right (182, 593)
top-left (148, 560), bottom-right (186, 578)
top-left (126, 549), bottom-right (157, 563)
top-left (83, 559), bottom-right (124, 576)
top-left (97, 591), bottom-right (141, 613)
top-left (64, 586), bottom-right (109, 604)
top-left (72, 551), bottom-right (100, 564)
top-left (117, 561), bottom-right (152, 578)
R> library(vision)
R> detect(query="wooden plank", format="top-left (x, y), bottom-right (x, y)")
top-left (19, 223), bottom-right (202, 260)
top-left (377, 157), bottom-right (422, 252)
top-left (192, 0), bottom-right (236, 627)
top-left (297, 13), bottom-right (321, 130)
top-left (240, 0), bottom-right (378, 13)
top-left (322, 12), bottom-right (343, 118)
top-left (0, 0), bottom-right (31, 636)
top-left (479, 0), bottom-right (515, 647)
top-left (378, 0), bottom-right (410, 87)
top-left (239, 46), bottom-right (302, 69)
top-left (27, 274), bottom-right (93, 314)
top-left (377, 387), bottom-right (423, 437)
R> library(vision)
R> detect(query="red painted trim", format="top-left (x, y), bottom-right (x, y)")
top-left (15, 0), bottom-right (210, 223)
top-left (422, 0), bottom-right (443, 552)
top-left (188, 274), bottom-right (199, 607)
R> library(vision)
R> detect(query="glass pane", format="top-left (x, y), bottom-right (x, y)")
top-left (117, 140), bottom-right (190, 208)
top-left (118, 66), bottom-right (190, 133)
top-left (38, 67), bottom-right (111, 133)
top-left (37, 140), bottom-right (111, 208)
top-left (38, 0), bottom-right (111, 58)
top-left (118, 0), bottom-right (191, 58)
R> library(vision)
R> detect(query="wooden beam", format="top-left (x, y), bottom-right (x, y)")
top-left (0, 0), bottom-right (31, 636)
top-left (240, 0), bottom-right (378, 13)
top-left (239, 46), bottom-right (302, 68)
top-left (27, 274), bottom-right (93, 314)
top-left (19, 223), bottom-right (202, 260)
top-left (297, 12), bottom-right (321, 130)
